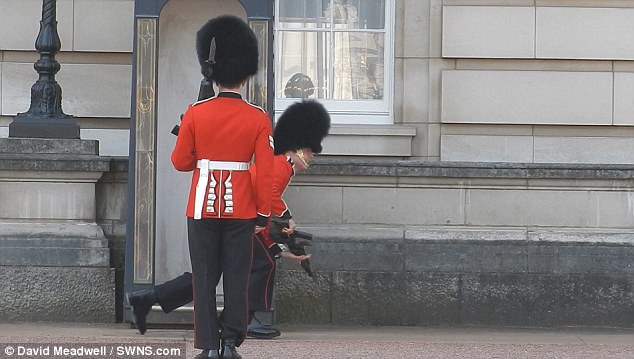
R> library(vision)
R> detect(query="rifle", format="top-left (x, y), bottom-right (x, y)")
top-left (171, 78), bottom-right (215, 136)
top-left (172, 38), bottom-right (216, 136)
top-left (270, 217), bottom-right (314, 277)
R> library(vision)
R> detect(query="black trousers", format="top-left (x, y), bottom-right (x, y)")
top-left (155, 272), bottom-right (193, 313)
top-left (154, 236), bottom-right (275, 318)
top-left (248, 233), bottom-right (276, 312)
top-left (187, 217), bottom-right (254, 350)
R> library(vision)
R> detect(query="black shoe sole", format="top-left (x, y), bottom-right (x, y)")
top-left (246, 331), bottom-right (281, 339)
top-left (125, 292), bottom-right (147, 335)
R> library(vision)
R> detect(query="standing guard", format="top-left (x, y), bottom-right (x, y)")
top-left (171, 15), bottom-right (274, 359)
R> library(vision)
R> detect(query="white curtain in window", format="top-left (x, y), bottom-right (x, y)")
top-left (276, 0), bottom-right (392, 124)
top-left (329, 1), bottom-right (357, 100)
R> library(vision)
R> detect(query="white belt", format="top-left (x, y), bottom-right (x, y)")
top-left (196, 159), bottom-right (250, 171)
top-left (193, 159), bottom-right (250, 219)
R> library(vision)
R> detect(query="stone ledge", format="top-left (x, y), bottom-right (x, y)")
top-left (0, 153), bottom-right (110, 172)
top-left (284, 225), bottom-right (634, 275)
top-left (305, 159), bottom-right (634, 179)
top-left (0, 222), bottom-right (108, 240)
top-left (302, 225), bottom-right (634, 245)
top-left (0, 223), bottom-right (111, 267)
top-left (0, 238), bottom-right (108, 248)
top-left (0, 138), bottom-right (109, 172)
top-left (0, 138), bottom-right (99, 155)
top-left (0, 246), bottom-right (111, 267)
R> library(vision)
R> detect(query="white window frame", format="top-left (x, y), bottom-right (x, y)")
top-left (274, 0), bottom-right (395, 125)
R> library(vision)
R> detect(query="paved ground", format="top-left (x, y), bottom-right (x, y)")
top-left (0, 323), bottom-right (632, 359)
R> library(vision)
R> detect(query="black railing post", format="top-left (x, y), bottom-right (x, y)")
top-left (8, 0), bottom-right (80, 139)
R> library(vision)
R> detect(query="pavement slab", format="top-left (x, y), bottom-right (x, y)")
top-left (0, 323), bottom-right (632, 359)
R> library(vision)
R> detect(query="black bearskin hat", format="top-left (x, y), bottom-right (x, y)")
top-left (273, 100), bottom-right (331, 155)
top-left (196, 15), bottom-right (259, 87)
top-left (284, 73), bottom-right (315, 98)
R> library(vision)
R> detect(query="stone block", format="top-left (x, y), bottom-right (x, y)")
top-left (0, 222), bottom-right (111, 267)
top-left (0, 266), bottom-right (115, 322)
top-left (614, 72), bottom-right (634, 126)
top-left (461, 273), bottom-right (634, 327)
top-left (406, 226), bottom-right (528, 242)
top-left (536, 7), bottom-right (634, 60)
top-left (591, 252), bottom-right (634, 275)
top-left (441, 134), bottom-right (534, 162)
top-left (274, 270), bottom-right (332, 324)
top-left (591, 191), bottom-right (634, 228)
top-left (528, 274), bottom-right (581, 327)
top-left (429, 0), bottom-right (443, 58)
top-left (427, 123), bottom-right (442, 159)
top-left (533, 274), bottom-right (634, 327)
top-left (402, 58), bottom-right (430, 124)
top-left (283, 186), bottom-right (344, 225)
top-left (0, 138), bottom-right (98, 155)
top-left (0, 245), bottom-right (110, 267)
top-left (461, 273), bottom-right (537, 326)
top-left (401, 0), bottom-right (431, 58)
top-left (465, 189), bottom-right (596, 227)
top-left (570, 275), bottom-right (634, 327)
top-left (534, 136), bottom-right (634, 165)
top-left (442, 6), bottom-right (535, 58)
top-left (443, 124), bottom-right (534, 136)
top-left (0, 0), bottom-right (73, 51)
top-left (1, 63), bottom-right (36, 116)
top-left (527, 245), bottom-right (595, 274)
top-left (277, 226), bottom-right (405, 272)
top-left (291, 239), bottom-right (404, 272)
top-left (528, 229), bottom-right (634, 245)
top-left (343, 187), bottom-right (464, 225)
top-left (330, 271), bottom-right (460, 325)
top-left (74, 0), bottom-right (134, 52)
top-left (441, 70), bottom-right (613, 125)
top-left (0, 182), bottom-right (95, 220)
top-left (405, 242), bottom-right (527, 273)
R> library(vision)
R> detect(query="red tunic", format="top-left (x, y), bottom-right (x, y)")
top-left (171, 92), bottom-right (274, 226)
top-left (250, 154), bottom-right (295, 249)
top-left (250, 154), bottom-right (294, 217)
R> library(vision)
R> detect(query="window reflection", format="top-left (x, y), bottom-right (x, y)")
top-left (276, 0), bottom-right (386, 101)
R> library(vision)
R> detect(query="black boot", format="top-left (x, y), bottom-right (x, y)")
top-left (125, 288), bottom-right (157, 335)
top-left (247, 316), bottom-right (281, 339)
top-left (221, 340), bottom-right (242, 359)
top-left (194, 349), bottom-right (220, 359)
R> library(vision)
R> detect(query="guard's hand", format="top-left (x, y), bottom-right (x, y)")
top-left (255, 225), bottom-right (265, 234)
top-left (280, 251), bottom-right (311, 265)
top-left (282, 218), bottom-right (296, 235)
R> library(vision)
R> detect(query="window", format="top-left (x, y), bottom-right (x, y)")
top-left (274, 0), bottom-right (394, 124)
